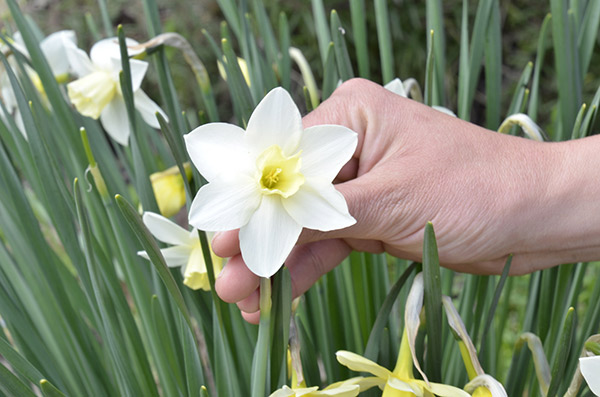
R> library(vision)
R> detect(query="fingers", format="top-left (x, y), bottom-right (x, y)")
top-left (211, 229), bottom-right (240, 258)
top-left (214, 238), bottom-right (352, 317)
top-left (214, 253), bottom-right (259, 303)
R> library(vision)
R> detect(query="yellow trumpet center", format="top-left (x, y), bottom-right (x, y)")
top-left (67, 70), bottom-right (116, 119)
top-left (256, 144), bottom-right (304, 198)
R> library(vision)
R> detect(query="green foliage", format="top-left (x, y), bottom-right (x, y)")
top-left (0, 0), bottom-right (598, 396)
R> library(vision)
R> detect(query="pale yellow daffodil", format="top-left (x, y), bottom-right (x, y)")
top-left (137, 212), bottom-right (222, 290)
top-left (150, 162), bottom-right (192, 218)
top-left (66, 37), bottom-right (167, 145)
top-left (336, 329), bottom-right (471, 397)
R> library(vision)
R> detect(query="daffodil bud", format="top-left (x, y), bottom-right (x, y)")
top-left (150, 163), bottom-right (192, 218)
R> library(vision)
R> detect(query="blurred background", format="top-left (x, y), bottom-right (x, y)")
top-left (4, 0), bottom-right (599, 130)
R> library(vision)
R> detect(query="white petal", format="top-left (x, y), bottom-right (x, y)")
top-left (426, 381), bottom-right (471, 397)
top-left (160, 246), bottom-right (192, 268)
top-left (283, 182), bottom-right (355, 231)
top-left (90, 37), bottom-right (141, 70)
top-left (245, 87), bottom-right (302, 155)
top-left (99, 95), bottom-right (131, 145)
top-left (134, 89), bottom-right (166, 129)
top-left (66, 45), bottom-right (95, 77)
top-left (432, 106), bottom-right (457, 117)
top-left (239, 195), bottom-right (301, 277)
top-left (335, 351), bottom-right (391, 380)
top-left (580, 356), bottom-right (600, 395)
top-left (188, 177), bottom-right (260, 231)
top-left (269, 386), bottom-right (296, 397)
top-left (142, 212), bottom-right (191, 245)
top-left (405, 273), bottom-right (429, 384)
top-left (184, 122), bottom-right (251, 182)
top-left (111, 57), bottom-right (148, 91)
top-left (385, 378), bottom-right (420, 394)
top-left (464, 375), bottom-right (507, 397)
top-left (384, 78), bottom-right (407, 97)
top-left (298, 125), bottom-right (357, 181)
top-left (41, 30), bottom-right (77, 76)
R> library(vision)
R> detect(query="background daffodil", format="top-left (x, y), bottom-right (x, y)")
top-left (185, 87), bottom-right (357, 278)
top-left (66, 37), bottom-right (166, 145)
top-left (579, 356), bottom-right (600, 395)
top-left (137, 212), bottom-right (222, 291)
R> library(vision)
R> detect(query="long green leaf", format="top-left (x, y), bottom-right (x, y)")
top-left (423, 222), bottom-right (442, 382)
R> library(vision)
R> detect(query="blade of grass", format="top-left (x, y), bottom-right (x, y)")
top-left (423, 222), bottom-right (442, 382)
top-left (484, 0), bottom-right (502, 129)
top-left (374, 0), bottom-right (394, 84)
top-left (330, 10), bottom-right (354, 82)
top-left (546, 307), bottom-right (576, 397)
top-left (251, 277), bottom-right (272, 397)
top-left (364, 263), bottom-right (417, 361)
top-left (311, 0), bottom-right (331, 65)
top-left (426, 0), bottom-right (446, 105)
top-left (528, 14), bottom-right (552, 122)
top-left (550, 0), bottom-right (582, 140)
top-left (350, 0), bottom-right (370, 78)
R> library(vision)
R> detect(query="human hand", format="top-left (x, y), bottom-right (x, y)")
top-left (212, 78), bottom-right (600, 323)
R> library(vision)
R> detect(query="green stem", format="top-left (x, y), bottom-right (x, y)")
top-left (251, 277), bottom-right (272, 397)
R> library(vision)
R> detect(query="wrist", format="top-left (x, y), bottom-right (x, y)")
top-left (514, 136), bottom-right (600, 266)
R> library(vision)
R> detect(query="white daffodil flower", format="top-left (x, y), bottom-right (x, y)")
top-left (580, 356), bottom-right (600, 396)
top-left (137, 212), bottom-right (223, 291)
top-left (1, 30), bottom-right (77, 135)
top-left (384, 77), bottom-right (456, 117)
top-left (185, 87), bottom-right (357, 278)
top-left (66, 37), bottom-right (167, 146)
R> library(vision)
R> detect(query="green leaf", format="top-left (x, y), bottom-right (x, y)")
top-left (251, 278), bottom-right (272, 397)
top-left (0, 363), bottom-right (37, 397)
top-left (364, 263), bottom-right (417, 361)
top-left (115, 194), bottom-right (192, 328)
top-left (374, 0), bottom-right (394, 84)
top-left (528, 14), bottom-right (552, 122)
top-left (423, 222), bottom-right (442, 382)
top-left (330, 10), bottom-right (354, 82)
top-left (546, 307), bottom-right (576, 397)
top-left (426, 0), bottom-right (446, 105)
top-left (550, 0), bottom-right (582, 140)
top-left (350, 0), bottom-right (370, 78)
top-left (40, 379), bottom-right (67, 397)
top-left (310, 0), bottom-right (331, 65)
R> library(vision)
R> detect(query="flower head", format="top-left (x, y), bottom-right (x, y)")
top-left (150, 163), bottom-right (192, 218)
top-left (66, 37), bottom-right (167, 145)
top-left (185, 87), bottom-right (357, 277)
top-left (336, 329), bottom-right (471, 397)
top-left (137, 212), bottom-right (222, 290)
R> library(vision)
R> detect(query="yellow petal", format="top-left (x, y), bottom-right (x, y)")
top-left (151, 167), bottom-right (188, 217)
top-left (182, 244), bottom-right (223, 291)
top-left (256, 144), bottom-right (304, 198)
top-left (335, 351), bottom-right (392, 380)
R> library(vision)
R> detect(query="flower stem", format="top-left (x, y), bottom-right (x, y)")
top-left (251, 277), bottom-right (272, 397)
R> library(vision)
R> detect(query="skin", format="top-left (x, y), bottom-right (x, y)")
top-left (212, 78), bottom-right (600, 323)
